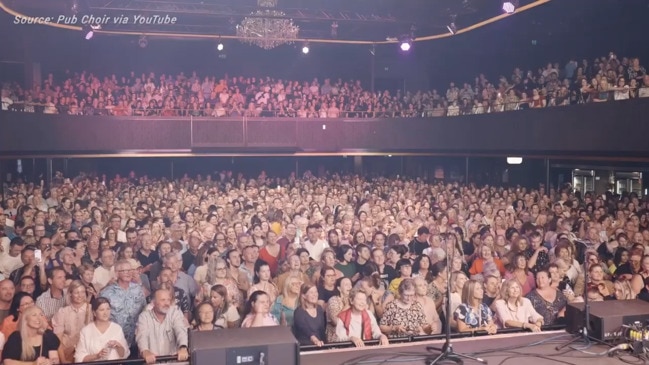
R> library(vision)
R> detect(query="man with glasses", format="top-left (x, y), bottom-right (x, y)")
top-left (101, 259), bottom-right (147, 357)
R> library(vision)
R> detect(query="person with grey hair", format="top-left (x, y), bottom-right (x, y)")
top-left (136, 289), bottom-right (189, 365)
top-left (161, 251), bottom-right (198, 306)
top-left (100, 260), bottom-right (146, 352)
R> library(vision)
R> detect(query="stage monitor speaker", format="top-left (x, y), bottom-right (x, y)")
top-left (189, 326), bottom-right (300, 365)
top-left (566, 299), bottom-right (649, 341)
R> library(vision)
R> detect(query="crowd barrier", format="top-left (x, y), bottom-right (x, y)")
top-left (62, 324), bottom-right (566, 365)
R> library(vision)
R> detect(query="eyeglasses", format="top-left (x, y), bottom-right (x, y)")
top-left (215, 267), bottom-right (227, 271)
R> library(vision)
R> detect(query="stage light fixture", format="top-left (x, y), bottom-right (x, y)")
top-left (507, 157), bottom-right (523, 165)
top-left (330, 21), bottom-right (338, 38)
top-left (83, 24), bottom-right (100, 40)
top-left (217, 42), bottom-right (224, 51)
top-left (447, 23), bottom-right (457, 35)
top-left (301, 43), bottom-right (310, 54)
top-left (503, 1), bottom-right (516, 14)
top-left (138, 35), bottom-right (148, 48)
top-left (399, 38), bottom-right (412, 52)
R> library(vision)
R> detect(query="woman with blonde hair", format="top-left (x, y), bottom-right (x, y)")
top-left (270, 274), bottom-right (301, 328)
top-left (2, 306), bottom-right (60, 365)
top-left (202, 257), bottom-right (242, 310)
top-left (52, 280), bottom-right (93, 363)
top-left (494, 279), bottom-right (544, 331)
top-left (454, 279), bottom-right (498, 335)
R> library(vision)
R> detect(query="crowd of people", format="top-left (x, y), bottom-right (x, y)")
top-left (1, 52), bottom-right (647, 119)
top-left (0, 169), bottom-right (644, 365)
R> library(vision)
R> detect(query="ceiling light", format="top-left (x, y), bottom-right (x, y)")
top-left (400, 41), bottom-right (411, 52)
top-left (503, 1), bottom-right (517, 14)
top-left (138, 35), bottom-right (148, 48)
top-left (217, 42), bottom-right (224, 51)
top-left (301, 42), bottom-right (310, 54)
top-left (507, 157), bottom-right (523, 165)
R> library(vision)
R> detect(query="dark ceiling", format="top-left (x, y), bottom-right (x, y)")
top-left (2, 0), bottom-right (537, 41)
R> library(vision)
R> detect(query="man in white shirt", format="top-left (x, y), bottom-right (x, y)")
top-left (302, 224), bottom-right (328, 261)
top-left (0, 237), bottom-right (24, 278)
top-left (108, 214), bottom-right (127, 243)
top-left (93, 249), bottom-right (116, 292)
top-left (136, 289), bottom-right (189, 365)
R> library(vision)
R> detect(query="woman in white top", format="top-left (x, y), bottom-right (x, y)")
top-left (75, 297), bottom-right (130, 362)
top-left (446, 271), bottom-right (468, 329)
top-left (494, 279), bottom-right (544, 331)
top-left (52, 280), bottom-right (93, 363)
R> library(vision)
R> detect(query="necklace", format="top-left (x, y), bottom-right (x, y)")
top-left (506, 301), bottom-right (520, 321)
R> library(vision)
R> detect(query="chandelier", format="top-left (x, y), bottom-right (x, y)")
top-left (236, 0), bottom-right (299, 50)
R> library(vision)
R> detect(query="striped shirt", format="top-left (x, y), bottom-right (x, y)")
top-left (36, 289), bottom-right (67, 321)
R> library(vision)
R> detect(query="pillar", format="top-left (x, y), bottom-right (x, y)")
top-left (353, 156), bottom-right (363, 175)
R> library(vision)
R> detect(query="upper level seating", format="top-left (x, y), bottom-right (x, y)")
top-left (1, 51), bottom-right (647, 119)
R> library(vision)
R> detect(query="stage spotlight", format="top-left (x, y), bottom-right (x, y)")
top-left (503, 1), bottom-right (516, 14)
top-left (139, 35), bottom-right (148, 48)
top-left (447, 22), bottom-right (457, 35)
top-left (83, 24), bottom-right (100, 40)
top-left (301, 43), bottom-right (309, 54)
top-left (399, 36), bottom-right (412, 52)
top-left (217, 42), bottom-right (224, 51)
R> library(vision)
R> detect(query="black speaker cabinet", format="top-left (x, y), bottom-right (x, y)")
top-left (189, 326), bottom-right (300, 365)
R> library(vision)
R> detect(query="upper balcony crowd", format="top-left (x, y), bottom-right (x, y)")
top-left (1, 51), bottom-right (647, 119)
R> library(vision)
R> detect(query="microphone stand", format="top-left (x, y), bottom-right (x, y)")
top-left (426, 238), bottom-right (487, 364)
top-left (555, 259), bottom-right (609, 350)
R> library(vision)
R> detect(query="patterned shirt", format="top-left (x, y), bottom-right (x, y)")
top-left (454, 303), bottom-right (493, 329)
top-left (379, 301), bottom-right (428, 337)
top-left (100, 282), bottom-right (147, 346)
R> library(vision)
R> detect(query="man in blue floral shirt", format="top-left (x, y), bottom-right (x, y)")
top-left (100, 259), bottom-right (147, 356)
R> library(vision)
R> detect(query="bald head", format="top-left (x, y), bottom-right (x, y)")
top-left (0, 280), bottom-right (15, 304)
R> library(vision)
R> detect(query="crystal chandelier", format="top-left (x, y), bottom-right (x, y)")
top-left (236, 0), bottom-right (299, 50)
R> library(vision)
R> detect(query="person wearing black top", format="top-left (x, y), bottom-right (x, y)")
top-left (482, 275), bottom-right (500, 308)
top-left (317, 266), bottom-right (337, 307)
top-left (372, 248), bottom-right (397, 285)
top-left (3, 306), bottom-right (60, 365)
top-left (293, 284), bottom-right (326, 346)
top-left (408, 227), bottom-right (430, 255)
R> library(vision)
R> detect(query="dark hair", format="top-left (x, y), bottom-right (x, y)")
top-left (355, 243), bottom-right (370, 255)
top-left (336, 245), bottom-right (353, 262)
top-left (396, 258), bottom-right (412, 272)
top-left (334, 277), bottom-right (352, 296)
top-left (242, 290), bottom-right (269, 318)
top-left (318, 266), bottom-right (335, 286)
top-left (431, 261), bottom-right (447, 278)
top-left (91, 296), bottom-right (111, 312)
top-left (193, 302), bottom-right (215, 328)
top-left (253, 259), bottom-right (270, 284)
top-left (614, 247), bottom-right (630, 267)
top-left (9, 292), bottom-right (33, 321)
top-left (412, 255), bottom-right (433, 281)
top-left (210, 284), bottom-right (230, 315)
